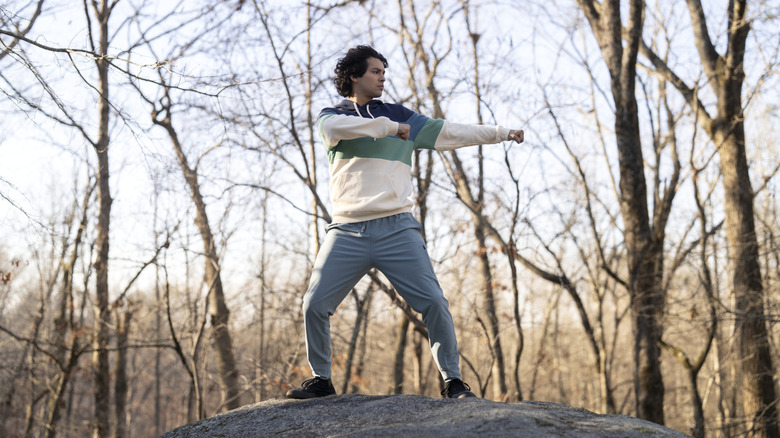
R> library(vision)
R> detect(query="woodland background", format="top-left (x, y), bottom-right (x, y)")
top-left (1, 0), bottom-right (779, 437)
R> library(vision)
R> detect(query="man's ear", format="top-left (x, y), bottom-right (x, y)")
top-left (350, 75), bottom-right (359, 83)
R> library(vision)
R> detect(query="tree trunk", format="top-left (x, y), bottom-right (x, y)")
top-left (508, 241), bottom-right (525, 403)
top-left (154, 111), bottom-right (242, 411)
top-left (687, 363), bottom-right (705, 438)
top-left (714, 10), bottom-right (778, 428)
top-left (113, 310), bottom-right (131, 438)
top-left (693, 2), bottom-right (777, 430)
top-left (392, 315), bottom-right (410, 394)
top-left (92, 1), bottom-right (113, 435)
top-left (153, 210), bottom-right (163, 435)
top-left (304, 2), bottom-right (320, 256)
top-left (412, 333), bottom-right (426, 394)
top-left (342, 288), bottom-right (371, 394)
top-left (476, 224), bottom-right (507, 398)
top-left (577, 0), bottom-right (665, 424)
top-left (44, 346), bottom-right (80, 438)
top-left (718, 128), bottom-right (778, 437)
top-left (350, 298), bottom-right (372, 395)
top-left (256, 197), bottom-right (269, 403)
top-left (642, 1), bottom-right (779, 433)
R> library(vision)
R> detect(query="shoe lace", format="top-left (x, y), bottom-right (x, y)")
top-left (441, 379), bottom-right (470, 397)
top-left (301, 377), bottom-right (321, 388)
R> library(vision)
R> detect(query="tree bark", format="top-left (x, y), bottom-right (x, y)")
top-left (576, 0), bottom-right (665, 424)
top-left (91, 1), bottom-right (114, 435)
top-left (350, 296), bottom-right (372, 395)
top-left (711, 6), bottom-right (778, 424)
top-left (304, 2), bottom-right (321, 256)
top-left (342, 288), bottom-right (372, 394)
top-left (392, 315), bottom-right (410, 394)
top-left (719, 127), bottom-right (778, 438)
top-left (113, 310), bottom-right (131, 438)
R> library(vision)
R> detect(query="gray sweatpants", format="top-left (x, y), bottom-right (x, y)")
top-left (303, 213), bottom-right (461, 381)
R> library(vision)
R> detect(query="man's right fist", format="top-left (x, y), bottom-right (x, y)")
top-left (396, 124), bottom-right (411, 141)
top-left (508, 129), bottom-right (524, 143)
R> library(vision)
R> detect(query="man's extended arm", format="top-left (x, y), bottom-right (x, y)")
top-left (319, 113), bottom-right (519, 148)
top-left (420, 121), bottom-right (524, 150)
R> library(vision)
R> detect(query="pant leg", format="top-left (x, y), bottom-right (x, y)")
top-left (304, 222), bottom-right (371, 379)
top-left (371, 213), bottom-right (461, 381)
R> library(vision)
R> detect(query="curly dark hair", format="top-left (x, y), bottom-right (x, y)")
top-left (334, 45), bottom-right (388, 97)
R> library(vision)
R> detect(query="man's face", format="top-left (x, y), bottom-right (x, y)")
top-left (351, 57), bottom-right (386, 100)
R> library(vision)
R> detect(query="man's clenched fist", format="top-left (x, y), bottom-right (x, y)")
top-left (396, 123), bottom-right (410, 141)
top-left (508, 129), bottom-right (524, 143)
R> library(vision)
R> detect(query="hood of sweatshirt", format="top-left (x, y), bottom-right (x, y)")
top-left (333, 98), bottom-right (378, 114)
top-left (321, 99), bottom-right (415, 123)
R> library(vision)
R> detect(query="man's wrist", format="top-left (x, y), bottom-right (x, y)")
top-left (499, 127), bottom-right (511, 142)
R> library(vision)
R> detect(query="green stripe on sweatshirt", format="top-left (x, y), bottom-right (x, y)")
top-left (328, 137), bottom-right (415, 166)
top-left (413, 118), bottom-right (444, 150)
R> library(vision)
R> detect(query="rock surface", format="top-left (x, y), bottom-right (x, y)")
top-left (160, 394), bottom-right (690, 437)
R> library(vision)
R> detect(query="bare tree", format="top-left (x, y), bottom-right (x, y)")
top-left (640, 1), bottom-right (779, 434)
top-left (84, 1), bottom-right (118, 435)
top-left (455, 0), bottom-right (508, 399)
top-left (3, 0), bottom-right (123, 433)
top-left (150, 93), bottom-right (243, 411)
top-left (1, 0), bottom-right (128, 417)
top-left (575, 0), bottom-right (672, 424)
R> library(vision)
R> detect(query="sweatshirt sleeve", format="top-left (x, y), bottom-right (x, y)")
top-left (433, 120), bottom-right (511, 151)
top-left (318, 113), bottom-right (400, 148)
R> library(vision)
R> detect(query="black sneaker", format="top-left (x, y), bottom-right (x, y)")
top-left (441, 378), bottom-right (477, 399)
top-left (286, 377), bottom-right (336, 399)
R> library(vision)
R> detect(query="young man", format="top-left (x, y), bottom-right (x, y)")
top-left (286, 45), bottom-right (524, 400)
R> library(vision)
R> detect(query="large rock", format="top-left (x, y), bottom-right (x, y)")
top-left (160, 394), bottom-right (690, 437)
